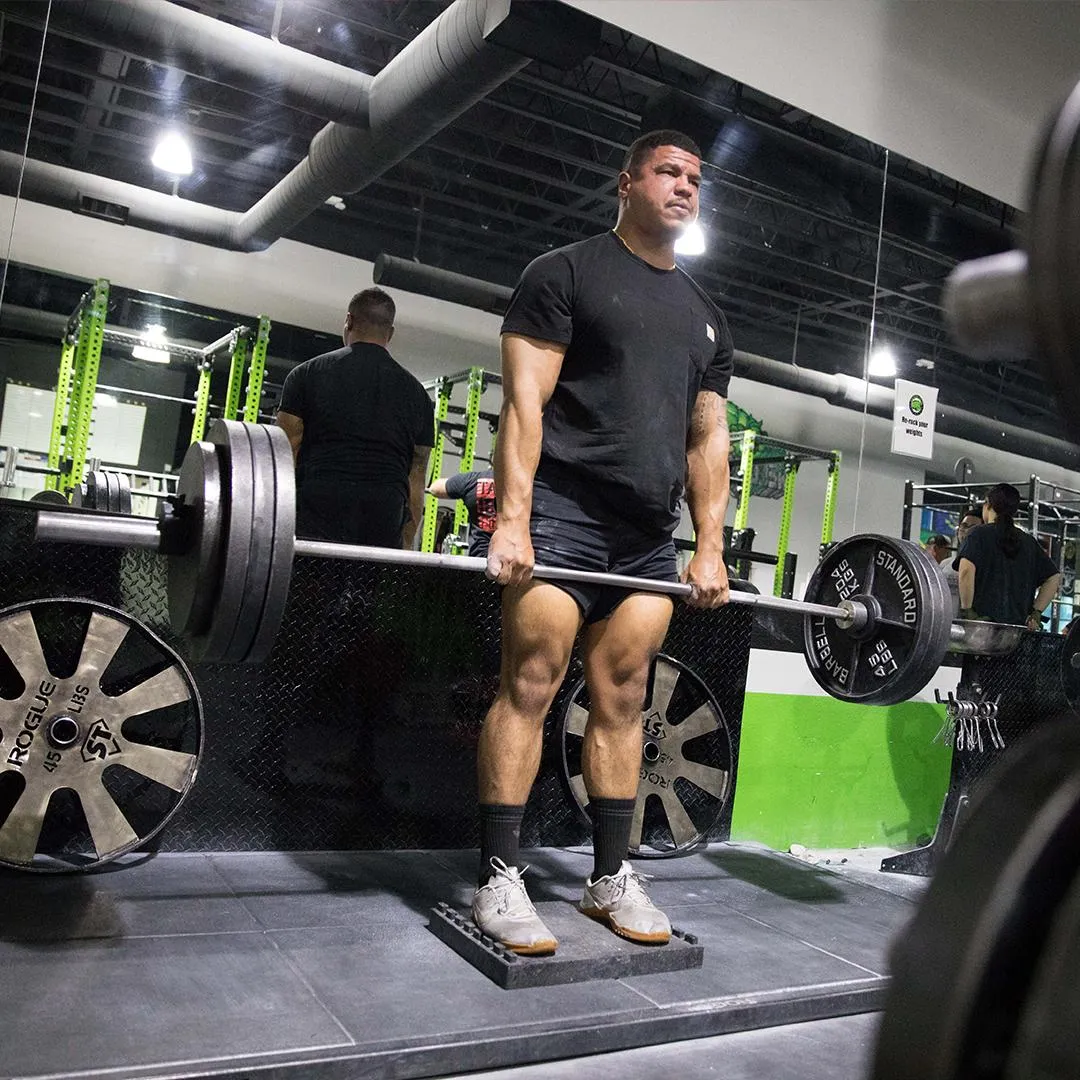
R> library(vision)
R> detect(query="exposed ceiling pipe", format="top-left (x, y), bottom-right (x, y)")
top-left (370, 255), bottom-right (1080, 472)
top-left (232, 0), bottom-right (573, 251)
top-left (0, 0), bottom-right (601, 252)
top-left (731, 352), bottom-right (1080, 472)
top-left (374, 254), bottom-right (512, 315)
top-left (0, 0), bottom-right (373, 124)
top-left (0, 150), bottom-right (238, 246)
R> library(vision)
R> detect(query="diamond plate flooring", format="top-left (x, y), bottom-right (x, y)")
top-left (0, 844), bottom-right (923, 1080)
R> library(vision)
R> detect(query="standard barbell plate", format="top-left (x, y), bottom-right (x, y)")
top-left (221, 422), bottom-right (276, 664)
top-left (802, 535), bottom-right (951, 705)
top-left (243, 423), bottom-right (296, 664)
top-left (0, 598), bottom-right (202, 872)
top-left (167, 440), bottom-right (223, 639)
top-left (190, 420), bottom-right (255, 664)
top-left (560, 654), bottom-right (733, 857)
top-left (894, 540), bottom-right (954, 703)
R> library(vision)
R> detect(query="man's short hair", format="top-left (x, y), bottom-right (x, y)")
top-left (348, 287), bottom-right (395, 331)
top-left (926, 534), bottom-right (951, 549)
top-left (622, 129), bottom-right (702, 177)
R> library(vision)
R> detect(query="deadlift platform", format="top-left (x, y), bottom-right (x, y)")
top-left (429, 900), bottom-right (704, 989)
top-left (0, 844), bottom-right (917, 1080)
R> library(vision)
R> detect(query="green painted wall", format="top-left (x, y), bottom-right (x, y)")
top-left (729, 692), bottom-right (952, 850)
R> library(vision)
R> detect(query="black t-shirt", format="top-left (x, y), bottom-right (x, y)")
top-left (500, 231), bottom-right (734, 531)
top-left (957, 522), bottom-right (1058, 624)
top-left (279, 342), bottom-right (434, 495)
top-left (445, 469), bottom-right (496, 532)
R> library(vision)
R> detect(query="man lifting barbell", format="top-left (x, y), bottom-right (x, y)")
top-left (472, 129), bottom-right (735, 954)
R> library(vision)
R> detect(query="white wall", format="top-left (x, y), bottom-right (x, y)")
top-left (0, 196), bottom-right (502, 382)
top-left (566, 0), bottom-right (1080, 209)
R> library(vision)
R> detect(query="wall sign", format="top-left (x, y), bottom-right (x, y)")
top-left (891, 379), bottom-right (938, 460)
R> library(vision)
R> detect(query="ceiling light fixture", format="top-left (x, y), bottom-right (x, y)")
top-left (132, 323), bottom-right (171, 364)
top-left (867, 346), bottom-right (897, 379)
top-left (675, 221), bottom-right (706, 256)
top-left (151, 131), bottom-right (193, 177)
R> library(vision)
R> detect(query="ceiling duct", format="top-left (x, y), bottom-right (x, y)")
top-left (232, 0), bottom-right (599, 251)
top-left (8, 0), bottom-right (373, 123)
top-left (0, 0), bottom-right (601, 251)
top-left (0, 150), bottom-right (239, 246)
top-left (374, 254), bottom-right (513, 315)
top-left (370, 256), bottom-right (1080, 471)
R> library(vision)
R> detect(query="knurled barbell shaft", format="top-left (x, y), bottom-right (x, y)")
top-left (34, 509), bottom-right (852, 623)
top-left (293, 538), bottom-right (853, 620)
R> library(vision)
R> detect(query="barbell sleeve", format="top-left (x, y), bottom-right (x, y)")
top-left (35, 510), bottom-right (163, 550)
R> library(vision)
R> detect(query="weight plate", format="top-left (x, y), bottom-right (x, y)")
top-left (899, 541), bottom-right (954, 701)
top-left (28, 489), bottom-right (68, 505)
top-left (1062, 619), bottom-right (1080, 710)
top-left (1029, 79), bottom-right (1080, 444)
top-left (83, 471), bottom-right (106, 512)
top-left (243, 423), bottom-right (296, 664)
top-left (802, 535), bottom-right (951, 705)
top-left (0, 598), bottom-right (202, 871)
top-left (872, 720), bottom-right (1080, 1080)
top-left (167, 441), bottom-right (224, 639)
top-left (190, 420), bottom-right (254, 664)
top-left (560, 653), bottom-right (733, 858)
top-left (115, 473), bottom-right (132, 516)
top-left (104, 471), bottom-right (120, 514)
top-left (221, 423), bottom-right (275, 663)
top-left (1006, 849), bottom-right (1080, 1080)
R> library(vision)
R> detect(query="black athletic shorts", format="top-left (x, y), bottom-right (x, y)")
top-left (527, 472), bottom-right (677, 624)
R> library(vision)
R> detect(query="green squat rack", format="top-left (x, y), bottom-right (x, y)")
top-left (45, 279), bottom-right (271, 497)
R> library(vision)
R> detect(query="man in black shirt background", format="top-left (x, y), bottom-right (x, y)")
top-left (276, 288), bottom-right (434, 548)
top-left (472, 130), bottom-right (733, 954)
top-left (957, 483), bottom-right (1060, 628)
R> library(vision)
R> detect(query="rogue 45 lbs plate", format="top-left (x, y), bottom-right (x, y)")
top-left (802, 535), bottom-right (952, 706)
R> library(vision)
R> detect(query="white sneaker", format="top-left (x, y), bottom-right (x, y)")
top-left (472, 857), bottom-right (558, 955)
top-left (580, 861), bottom-right (672, 944)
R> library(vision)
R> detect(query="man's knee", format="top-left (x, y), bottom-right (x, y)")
top-left (499, 651), bottom-right (570, 719)
top-left (589, 656), bottom-right (653, 723)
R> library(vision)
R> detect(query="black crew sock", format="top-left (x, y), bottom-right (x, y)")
top-left (589, 797), bottom-right (638, 881)
top-left (478, 803), bottom-right (526, 887)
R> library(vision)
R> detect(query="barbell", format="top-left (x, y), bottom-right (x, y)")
top-left (32, 419), bottom-right (1029, 705)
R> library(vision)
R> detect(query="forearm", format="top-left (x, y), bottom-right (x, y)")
top-left (958, 565), bottom-right (975, 609)
top-left (685, 433), bottom-right (730, 556)
top-left (402, 465), bottom-right (427, 546)
top-left (494, 397), bottom-right (543, 530)
top-left (1033, 574), bottom-right (1062, 614)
